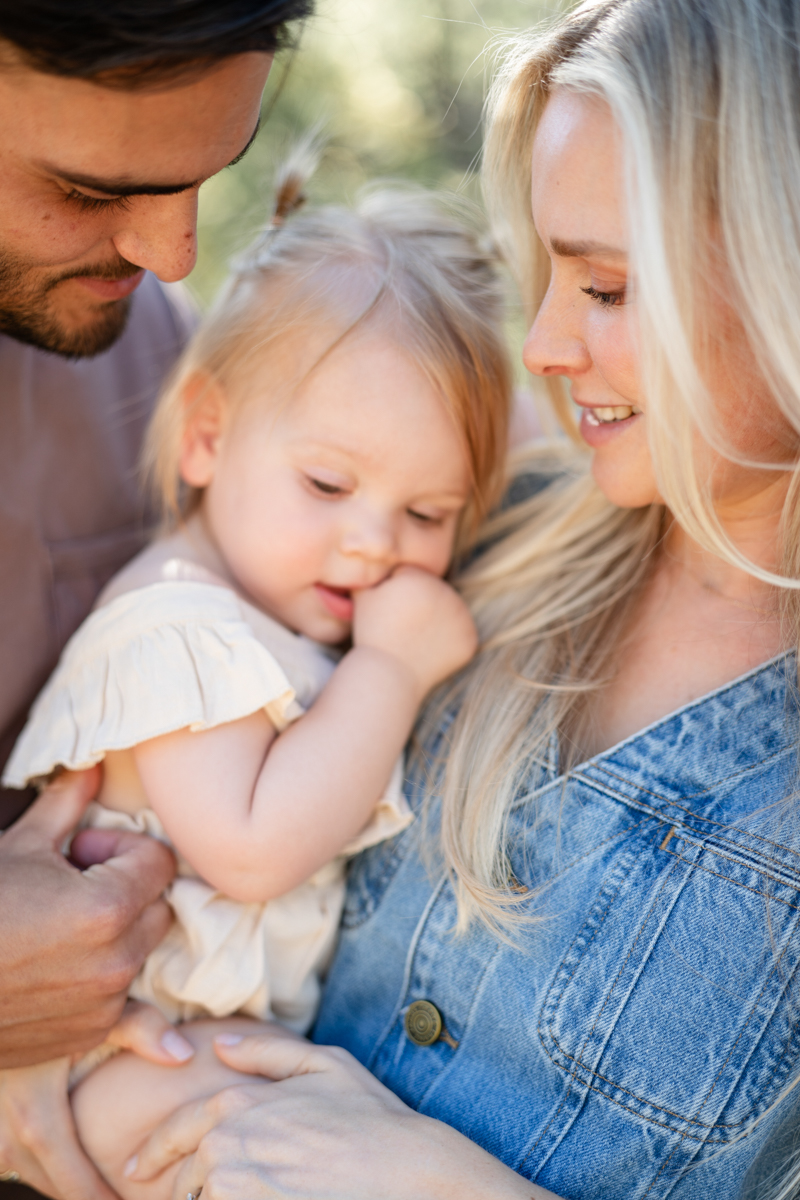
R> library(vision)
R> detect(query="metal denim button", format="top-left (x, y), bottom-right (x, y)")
top-left (405, 1000), bottom-right (443, 1046)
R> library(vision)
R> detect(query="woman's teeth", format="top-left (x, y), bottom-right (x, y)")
top-left (585, 405), bottom-right (642, 425)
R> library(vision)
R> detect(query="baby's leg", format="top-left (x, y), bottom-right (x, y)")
top-left (71, 1016), bottom-right (270, 1200)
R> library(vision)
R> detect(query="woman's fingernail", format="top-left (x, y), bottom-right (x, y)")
top-left (161, 1029), bottom-right (195, 1062)
top-left (123, 1155), bottom-right (138, 1178)
top-left (214, 1033), bottom-right (244, 1046)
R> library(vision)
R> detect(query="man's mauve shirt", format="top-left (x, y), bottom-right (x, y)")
top-left (0, 272), bottom-right (195, 827)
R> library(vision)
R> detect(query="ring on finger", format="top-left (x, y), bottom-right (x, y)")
top-left (0, 1169), bottom-right (20, 1183)
top-left (186, 1190), bottom-right (203, 1200)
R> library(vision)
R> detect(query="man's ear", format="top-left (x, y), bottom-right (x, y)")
top-left (179, 373), bottom-right (228, 488)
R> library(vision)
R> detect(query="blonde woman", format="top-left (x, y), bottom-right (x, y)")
top-left (57, 0), bottom-right (800, 1197)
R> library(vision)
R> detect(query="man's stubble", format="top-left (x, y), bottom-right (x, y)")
top-left (0, 250), bottom-right (142, 358)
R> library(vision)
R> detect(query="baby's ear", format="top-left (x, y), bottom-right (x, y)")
top-left (178, 372), bottom-right (228, 488)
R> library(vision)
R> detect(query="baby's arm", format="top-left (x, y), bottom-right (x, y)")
top-left (134, 566), bottom-right (477, 902)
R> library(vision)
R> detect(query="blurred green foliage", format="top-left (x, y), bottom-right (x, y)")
top-left (188, 0), bottom-right (545, 305)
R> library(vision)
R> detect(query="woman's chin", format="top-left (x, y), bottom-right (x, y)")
top-left (590, 450), bottom-right (661, 509)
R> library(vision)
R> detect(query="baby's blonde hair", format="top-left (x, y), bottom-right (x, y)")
top-left (145, 184), bottom-right (512, 550)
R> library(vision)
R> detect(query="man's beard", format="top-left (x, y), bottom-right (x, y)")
top-left (0, 251), bottom-right (142, 359)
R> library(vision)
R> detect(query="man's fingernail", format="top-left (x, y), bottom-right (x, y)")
top-left (215, 1033), bottom-right (244, 1046)
top-left (123, 1155), bottom-right (138, 1178)
top-left (161, 1029), bottom-right (195, 1062)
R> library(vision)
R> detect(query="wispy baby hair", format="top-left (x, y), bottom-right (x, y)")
top-left (145, 166), bottom-right (513, 549)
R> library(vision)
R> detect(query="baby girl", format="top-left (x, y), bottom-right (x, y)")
top-left (3, 176), bottom-right (511, 1198)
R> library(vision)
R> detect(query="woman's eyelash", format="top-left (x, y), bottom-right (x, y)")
top-left (581, 285), bottom-right (625, 309)
top-left (65, 190), bottom-right (132, 215)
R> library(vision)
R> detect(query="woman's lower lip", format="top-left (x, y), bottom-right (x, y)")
top-left (71, 271), bottom-right (145, 301)
top-left (579, 407), bottom-right (641, 449)
top-left (314, 584), bottom-right (354, 622)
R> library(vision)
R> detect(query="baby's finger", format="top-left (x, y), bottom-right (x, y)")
top-left (107, 1001), bottom-right (195, 1066)
top-left (127, 1086), bottom-right (257, 1182)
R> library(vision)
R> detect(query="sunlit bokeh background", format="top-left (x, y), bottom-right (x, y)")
top-left (188, 1), bottom-right (544, 305)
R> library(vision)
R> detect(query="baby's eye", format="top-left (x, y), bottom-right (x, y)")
top-left (407, 509), bottom-right (444, 526)
top-left (308, 476), bottom-right (345, 496)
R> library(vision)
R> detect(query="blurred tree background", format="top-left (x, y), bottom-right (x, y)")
top-left (188, 0), bottom-right (545, 305)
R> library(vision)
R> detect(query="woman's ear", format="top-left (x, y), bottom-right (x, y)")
top-left (179, 373), bottom-right (228, 489)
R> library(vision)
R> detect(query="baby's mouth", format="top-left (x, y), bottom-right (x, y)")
top-left (314, 584), bottom-right (354, 622)
top-left (584, 404), bottom-right (642, 425)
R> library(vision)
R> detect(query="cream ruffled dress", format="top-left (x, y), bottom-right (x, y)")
top-left (3, 519), bottom-right (412, 1041)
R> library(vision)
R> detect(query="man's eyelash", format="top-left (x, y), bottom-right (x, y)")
top-left (65, 190), bottom-right (132, 215)
top-left (581, 285), bottom-right (625, 309)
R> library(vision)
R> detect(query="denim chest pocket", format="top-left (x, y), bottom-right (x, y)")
top-left (538, 816), bottom-right (800, 1147)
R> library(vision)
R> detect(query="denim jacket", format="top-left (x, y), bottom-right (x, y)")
top-left (315, 653), bottom-right (800, 1199)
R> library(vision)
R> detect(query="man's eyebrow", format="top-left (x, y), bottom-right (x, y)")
top-left (42, 118), bottom-right (261, 199)
top-left (549, 237), bottom-right (626, 258)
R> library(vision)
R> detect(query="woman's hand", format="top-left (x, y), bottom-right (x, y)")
top-left (0, 1002), bottom-right (194, 1200)
top-left (128, 1027), bottom-right (561, 1200)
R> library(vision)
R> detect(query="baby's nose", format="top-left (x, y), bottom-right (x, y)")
top-left (340, 513), bottom-right (397, 563)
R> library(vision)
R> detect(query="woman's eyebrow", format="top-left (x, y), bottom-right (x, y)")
top-left (549, 236), bottom-right (626, 258)
top-left (37, 119), bottom-right (261, 198)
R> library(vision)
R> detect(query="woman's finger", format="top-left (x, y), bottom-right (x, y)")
top-left (211, 1030), bottom-right (347, 1082)
top-left (127, 1084), bottom-right (267, 1182)
top-left (107, 1001), bottom-right (195, 1066)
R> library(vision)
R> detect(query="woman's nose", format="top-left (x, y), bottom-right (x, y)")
top-left (522, 276), bottom-right (592, 378)
top-left (111, 190), bottom-right (199, 283)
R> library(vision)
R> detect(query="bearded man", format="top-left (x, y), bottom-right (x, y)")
top-left (0, 4), bottom-right (311, 1195)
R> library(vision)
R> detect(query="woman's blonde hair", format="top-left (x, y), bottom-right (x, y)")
top-left (426, 0), bottom-right (800, 938)
top-left (144, 184), bottom-right (512, 548)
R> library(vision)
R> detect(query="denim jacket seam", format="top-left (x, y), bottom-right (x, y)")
top-left (541, 847), bottom-right (800, 1133)
top-left (663, 841), bottom-right (800, 905)
top-left (696, 903), bottom-right (800, 1119)
top-left (545, 857), bottom-right (683, 1093)
top-left (640, 1136), bottom-right (687, 1198)
top-left (577, 757), bottom-right (800, 865)
top-left (366, 871), bottom-right (449, 1075)
top-left (512, 814), bottom-right (653, 895)
top-left (588, 744), bottom-right (793, 815)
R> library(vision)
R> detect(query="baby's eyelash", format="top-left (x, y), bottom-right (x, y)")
top-left (581, 285), bottom-right (625, 309)
top-left (408, 510), bottom-right (444, 526)
top-left (65, 190), bottom-right (132, 215)
top-left (308, 477), bottom-right (344, 496)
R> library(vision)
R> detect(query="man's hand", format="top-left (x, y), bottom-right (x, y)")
top-left (0, 768), bottom-right (175, 1068)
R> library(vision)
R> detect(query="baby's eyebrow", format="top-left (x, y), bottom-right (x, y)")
top-left (549, 236), bottom-right (626, 259)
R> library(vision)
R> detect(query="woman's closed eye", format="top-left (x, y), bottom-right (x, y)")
top-left (581, 284), bottom-right (626, 308)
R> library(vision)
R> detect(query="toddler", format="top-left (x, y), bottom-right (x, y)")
top-left (2, 177), bottom-right (511, 1197)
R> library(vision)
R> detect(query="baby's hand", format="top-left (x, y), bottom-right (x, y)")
top-left (352, 566), bottom-right (478, 698)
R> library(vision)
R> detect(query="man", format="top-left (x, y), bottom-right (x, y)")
top-left (0, 2), bottom-right (311, 1194)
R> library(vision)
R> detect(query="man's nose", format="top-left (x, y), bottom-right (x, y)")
top-left (111, 189), bottom-right (199, 283)
top-left (522, 276), bottom-right (591, 379)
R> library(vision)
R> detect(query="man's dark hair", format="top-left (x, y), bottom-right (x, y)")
top-left (0, 0), bottom-right (313, 85)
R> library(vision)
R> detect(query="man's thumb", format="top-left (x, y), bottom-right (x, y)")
top-left (5, 767), bottom-right (100, 849)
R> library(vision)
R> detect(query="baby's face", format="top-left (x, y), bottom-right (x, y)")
top-left (194, 331), bottom-right (471, 643)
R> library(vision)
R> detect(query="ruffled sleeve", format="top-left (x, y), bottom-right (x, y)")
top-left (3, 582), bottom-right (300, 789)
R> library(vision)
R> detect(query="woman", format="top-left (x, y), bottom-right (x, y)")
top-left (73, 0), bottom-right (800, 1196)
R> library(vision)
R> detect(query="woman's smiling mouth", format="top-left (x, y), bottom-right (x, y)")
top-left (578, 404), bottom-right (642, 448)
